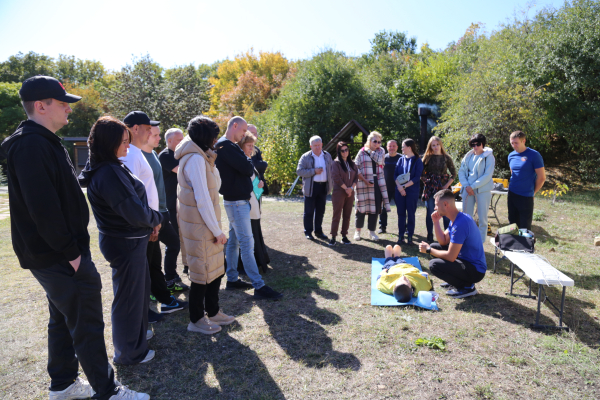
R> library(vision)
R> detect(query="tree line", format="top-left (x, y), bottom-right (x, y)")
top-left (1, 0), bottom-right (598, 190)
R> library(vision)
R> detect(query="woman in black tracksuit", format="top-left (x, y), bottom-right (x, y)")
top-left (79, 116), bottom-right (162, 365)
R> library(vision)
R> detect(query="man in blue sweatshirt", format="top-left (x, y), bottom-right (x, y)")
top-left (215, 116), bottom-right (283, 300)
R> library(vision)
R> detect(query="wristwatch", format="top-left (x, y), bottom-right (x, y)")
top-left (426, 247), bottom-right (431, 254)
top-left (401, 185), bottom-right (405, 190)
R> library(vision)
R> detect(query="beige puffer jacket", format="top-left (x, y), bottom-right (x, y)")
top-left (176, 138), bottom-right (224, 285)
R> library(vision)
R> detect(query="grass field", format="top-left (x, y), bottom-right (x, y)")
top-left (0, 190), bottom-right (599, 399)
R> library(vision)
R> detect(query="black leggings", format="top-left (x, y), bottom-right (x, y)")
top-left (189, 276), bottom-right (223, 323)
top-left (428, 243), bottom-right (485, 289)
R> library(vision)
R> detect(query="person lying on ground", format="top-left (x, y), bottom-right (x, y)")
top-left (418, 189), bottom-right (487, 299)
top-left (377, 245), bottom-right (433, 302)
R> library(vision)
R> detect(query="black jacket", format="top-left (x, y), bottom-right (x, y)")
top-left (215, 137), bottom-right (254, 201)
top-left (0, 120), bottom-right (90, 269)
top-left (79, 160), bottom-right (163, 238)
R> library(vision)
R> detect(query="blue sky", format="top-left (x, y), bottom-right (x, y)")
top-left (0, 0), bottom-right (565, 71)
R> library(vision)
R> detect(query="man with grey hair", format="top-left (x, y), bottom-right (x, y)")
top-left (296, 136), bottom-right (334, 240)
top-left (159, 127), bottom-right (188, 275)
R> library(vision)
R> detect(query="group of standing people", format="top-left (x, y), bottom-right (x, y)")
top-left (298, 132), bottom-right (497, 247)
top-left (4, 75), bottom-right (282, 400)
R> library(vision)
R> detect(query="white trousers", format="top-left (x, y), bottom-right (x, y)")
top-left (462, 190), bottom-right (492, 243)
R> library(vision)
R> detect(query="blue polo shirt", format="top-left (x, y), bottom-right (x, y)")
top-left (508, 148), bottom-right (544, 197)
top-left (449, 213), bottom-right (487, 274)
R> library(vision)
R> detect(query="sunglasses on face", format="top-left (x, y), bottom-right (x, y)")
top-left (470, 142), bottom-right (481, 148)
top-left (371, 140), bottom-right (381, 144)
top-left (340, 148), bottom-right (349, 153)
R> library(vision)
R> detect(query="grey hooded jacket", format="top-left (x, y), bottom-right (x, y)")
top-left (458, 147), bottom-right (496, 195)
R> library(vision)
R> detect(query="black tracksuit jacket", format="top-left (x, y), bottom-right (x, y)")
top-left (78, 160), bottom-right (163, 238)
top-left (215, 137), bottom-right (254, 201)
top-left (1, 120), bottom-right (90, 269)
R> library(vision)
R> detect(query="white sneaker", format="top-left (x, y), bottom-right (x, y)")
top-left (188, 316), bottom-right (222, 334)
top-left (49, 377), bottom-right (94, 400)
top-left (109, 385), bottom-right (150, 400)
top-left (369, 231), bottom-right (379, 241)
top-left (139, 349), bottom-right (155, 364)
top-left (353, 230), bottom-right (361, 241)
top-left (146, 330), bottom-right (153, 341)
top-left (209, 310), bottom-right (236, 326)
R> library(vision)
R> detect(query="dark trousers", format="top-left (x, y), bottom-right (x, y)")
top-left (159, 210), bottom-right (180, 282)
top-left (30, 250), bottom-right (117, 399)
top-left (396, 191), bottom-right (419, 239)
top-left (426, 197), bottom-right (449, 236)
top-left (189, 276), bottom-right (223, 323)
top-left (507, 191), bottom-right (534, 230)
top-left (330, 189), bottom-right (354, 237)
top-left (428, 243), bottom-right (486, 289)
top-left (147, 239), bottom-right (172, 304)
top-left (304, 182), bottom-right (327, 235)
top-left (379, 182), bottom-right (395, 230)
top-left (356, 181), bottom-right (382, 232)
top-left (99, 234), bottom-right (150, 365)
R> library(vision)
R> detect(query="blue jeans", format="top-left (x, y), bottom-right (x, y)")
top-left (395, 191), bottom-right (419, 239)
top-left (425, 197), bottom-right (449, 236)
top-left (224, 200), bottom-right (265, 289)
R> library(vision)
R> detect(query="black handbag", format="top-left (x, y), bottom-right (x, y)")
top-left (495, 229), bottom-right (535, 253)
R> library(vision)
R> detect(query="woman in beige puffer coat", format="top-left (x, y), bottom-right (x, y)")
top-left (176, 116), bottom-right (235, 335)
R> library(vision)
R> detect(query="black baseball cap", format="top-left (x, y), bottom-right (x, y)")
top-left (123, 111), bottom-right (160, 127)
top-left (19, 75), bottom-right (82, 103)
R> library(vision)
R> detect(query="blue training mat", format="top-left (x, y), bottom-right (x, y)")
top-left (371, 257), bottom-right (439, 311)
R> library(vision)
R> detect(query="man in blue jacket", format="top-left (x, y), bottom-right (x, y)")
top-left (215, 116), bottom-right (283, 300)
top-left (1, 76), bottom-right (148, 399)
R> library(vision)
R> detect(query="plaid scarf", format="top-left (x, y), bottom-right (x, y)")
top-left (354, 147), bottom-right (391, 214)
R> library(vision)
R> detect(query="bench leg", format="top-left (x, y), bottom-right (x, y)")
top-left (493, 246), bottom-right (497, 274)
top-left (530, 285), bottom-right (569, 331)
top-left (559, 286), bottom-right (566, 328)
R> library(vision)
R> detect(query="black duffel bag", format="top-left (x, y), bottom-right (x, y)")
top-left (495, 228), bottom-right (535, 253)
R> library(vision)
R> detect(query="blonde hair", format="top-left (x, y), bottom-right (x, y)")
top-left (422, 136), bottom-right (450, 165)
top-left (238, 131), bottom-right (256, 156)
top-left (366, 131), bottom-right (382, 145)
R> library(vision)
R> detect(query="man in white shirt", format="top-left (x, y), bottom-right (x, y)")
top-left (122, 111), bottom-right (187, 318)
top-left (296, 136), bottom-right (334, 240)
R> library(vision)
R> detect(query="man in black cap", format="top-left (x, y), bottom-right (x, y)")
top-left (1, 76), bottom-right (149, 399)
top-left (121, 111), bottom-right (188, 318)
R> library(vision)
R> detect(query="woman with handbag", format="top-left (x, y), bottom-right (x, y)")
top-left (354, 132), bottom-right (391, 241)
top-left (458, 133), bottom-right (495, 243)
top-left (176, 116), bottom-right (235, 334)
top-left (329, 141), bottom-right (358, 245)
top-left (421, 136), bottom-right (457, 242)
top-left (237, 131), bottom-right (271, 272)
top-left (394, 138), bottom-right (424, 245)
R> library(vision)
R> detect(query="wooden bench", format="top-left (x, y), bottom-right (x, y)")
top-left (490, 237), bottom-right (574, 331)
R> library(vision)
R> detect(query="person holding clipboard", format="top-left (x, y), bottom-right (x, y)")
top-left (394, 138), bottom-right (424, 245)
top-left (237, 132), bottom-right (271, 274)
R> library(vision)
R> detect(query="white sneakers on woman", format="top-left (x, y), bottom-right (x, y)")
top-left (354, 230), bottom-right (361, 241)
top-left (209, 311), bottom-right (236, 325)
top-left (369, 231), bottom-right (379, 241)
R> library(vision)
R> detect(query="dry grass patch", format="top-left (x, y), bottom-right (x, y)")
top-left (0, 190), bottom-right (599, 399)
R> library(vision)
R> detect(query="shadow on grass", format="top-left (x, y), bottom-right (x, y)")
top-left (114, 329), bottom-right (286, 400)
top-left (455, 292), bottom-right (600, 347)
top-left (233, 246), bottom-right (361, 371)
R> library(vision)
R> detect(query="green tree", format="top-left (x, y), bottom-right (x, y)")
top-left (0, 82), bottom-right (26, 141)
top-left (0, 51), bottom-right (55, 82)
top-left (103, 55), bottom-right (210, 142)
top-left (55, 55), bottom-right (106, 85)
top-left (369, 30), bottom-right (418, 56)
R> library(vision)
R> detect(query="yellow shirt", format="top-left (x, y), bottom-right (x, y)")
top-left (376, 263), bottom-right (432, 297)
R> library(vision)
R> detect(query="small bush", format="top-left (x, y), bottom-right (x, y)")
top-left (532, 210), bottom-right (546, 221)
